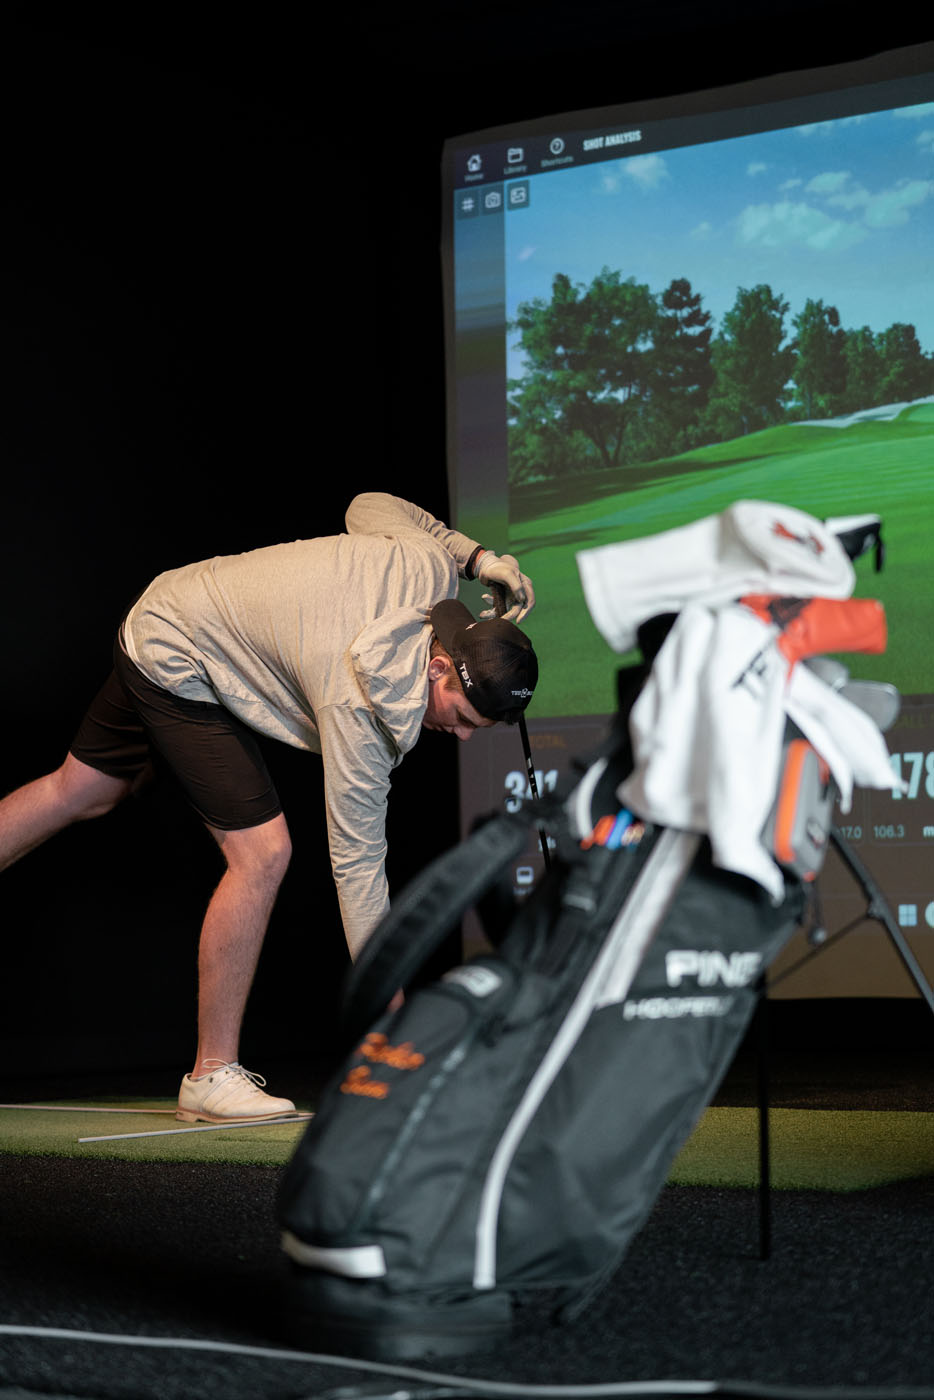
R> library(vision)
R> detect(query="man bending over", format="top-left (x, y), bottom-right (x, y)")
top-left (0, 493), bottom-right (538, 1122)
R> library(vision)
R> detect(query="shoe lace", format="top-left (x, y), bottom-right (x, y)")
top-left (201, 1058), bottom-right (267, 1089)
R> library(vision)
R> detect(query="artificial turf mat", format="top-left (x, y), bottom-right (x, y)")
top-left (3, 1098), bottom-right (934, 1188)
top-left (670, 1105), bottom-right (934, 1190)
top-left (0, 1100), bottom-right (313, 1167)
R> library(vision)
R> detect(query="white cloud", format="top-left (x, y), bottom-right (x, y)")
top-left (747, 161), bottom-right (767, 176)
top-left (599, 156), bottom-right (669, 194)
top-left (517, 246), bottom-right (538, 262)
top-left (779, 178), bottom-right (802, 191)
top-left (796, 115), bottom-right (869, 136)
top-left (619, 154), bottom-right (669, 189)
top-left (802, 171), bottom-right (872, 211)
top-left (825, 183), bottom-right (872, 212)
top-left (805, 170), bottom-right (852, 195)
top-left (736, 166), bottom-right (933, 251)
top-left (893, 102), bottom-right (934, 120)
top-left (737, 199), bottom-right (867, 252)
top-left (918, 129), bottom-right (934, 153)
top-left (690, 220), bottom-right (714, 239)
top-left (862, 178), bottom-right (934, 227)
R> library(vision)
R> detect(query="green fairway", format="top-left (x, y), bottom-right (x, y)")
top-left (509, 412), bottom-right (933, 718)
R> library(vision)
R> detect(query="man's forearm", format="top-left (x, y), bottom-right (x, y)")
top-left (334, 863), bottom-right (390, 961)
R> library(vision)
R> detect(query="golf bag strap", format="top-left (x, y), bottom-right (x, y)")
top-left (341, 798), bottom-right (565, 1045)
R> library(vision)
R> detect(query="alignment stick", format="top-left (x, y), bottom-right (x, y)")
top-left (1, 1104), bottom-right (176, 1114)
top-left (79, 1112), bottom-right (314, 1143)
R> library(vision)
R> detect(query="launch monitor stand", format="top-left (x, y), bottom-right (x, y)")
top-left (754, 824), bottom-right (934, 1260)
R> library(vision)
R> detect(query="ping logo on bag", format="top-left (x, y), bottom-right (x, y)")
top-left (665, 949), bottom-right (762, 988)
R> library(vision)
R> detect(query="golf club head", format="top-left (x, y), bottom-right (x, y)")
top-left (804, 656), bottom-right (850, 691)
top-left (839, 679), bottom-right (901, 733)
top-left (825, 514), bottom-right (885, 571)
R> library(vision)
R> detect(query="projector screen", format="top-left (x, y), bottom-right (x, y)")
top-left (441, 43), bottom-right (934, 995)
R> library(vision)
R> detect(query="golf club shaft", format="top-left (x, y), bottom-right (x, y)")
top-left (489, 582), bottom-right (551, 871)
top-left (519, 710), bottom-right (552, 870)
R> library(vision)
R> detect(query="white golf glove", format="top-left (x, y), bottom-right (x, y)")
top-left (475, 551), bottom-right (536, 624)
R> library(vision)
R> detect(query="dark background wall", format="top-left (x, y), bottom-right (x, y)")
top-left (2, 4), bottom-right (930, 1079)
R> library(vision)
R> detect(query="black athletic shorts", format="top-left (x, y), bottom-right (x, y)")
top-left (68, 634), bottom-right (283, 831)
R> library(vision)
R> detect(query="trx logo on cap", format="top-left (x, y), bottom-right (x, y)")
top-left (459, 661), bottom-right (473, 689)
top-left (511, 688), bottom-right (533, 698)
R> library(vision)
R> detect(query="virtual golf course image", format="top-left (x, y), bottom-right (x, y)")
top-left (502, 402), bottom-right (934, 719)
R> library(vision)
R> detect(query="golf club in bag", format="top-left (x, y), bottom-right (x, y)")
top-left (276, 501), bottom-right (903, 1360)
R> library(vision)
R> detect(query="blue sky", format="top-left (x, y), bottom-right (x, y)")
top-left (505, 100), bottom-right (934, 380)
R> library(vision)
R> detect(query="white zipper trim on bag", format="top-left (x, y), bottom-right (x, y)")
top-left (472, 827), bottom-right (701, 1290)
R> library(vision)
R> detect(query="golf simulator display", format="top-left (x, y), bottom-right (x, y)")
top-left (277, 502), bottom-right (905, 1359)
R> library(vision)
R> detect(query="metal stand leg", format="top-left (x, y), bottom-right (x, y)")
top-left (830, 827), bottom-right (934, 1016)
top-left (755, 975), bottom-right (771, 1261)
top-left (754, 827), bottom-right (934, 1262)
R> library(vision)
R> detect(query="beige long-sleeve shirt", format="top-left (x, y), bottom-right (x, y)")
top-left (123, 493), bottom-right (482, 954)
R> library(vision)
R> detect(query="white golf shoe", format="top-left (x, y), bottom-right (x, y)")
top-left (176, 1060), bottom-right (297, 1123)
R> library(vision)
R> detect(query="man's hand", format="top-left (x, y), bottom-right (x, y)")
top-left (476, 551), bottom-right (536, 624)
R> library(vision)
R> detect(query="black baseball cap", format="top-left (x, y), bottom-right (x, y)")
top-left (429, 599), bottom-right (538, 723)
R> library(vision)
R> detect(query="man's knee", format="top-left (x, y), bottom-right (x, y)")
top-left (260, 825), bottom-right (292, 885)
top-left (211, 817), bottom-right (292, 888)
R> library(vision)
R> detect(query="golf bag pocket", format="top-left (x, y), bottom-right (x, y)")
top-left (761, 726), bottom-right (834, 882)
top-left (279, 960), bottom-right (522, 1271)
top-left (474, 843), bottom-right (802, 1300)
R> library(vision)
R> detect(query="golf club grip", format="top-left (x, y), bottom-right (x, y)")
top-left (489, 579), bottom-right (510, 618)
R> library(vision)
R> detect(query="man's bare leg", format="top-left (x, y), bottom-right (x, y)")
top-left (190, 814), bottom-right (292, 1079)
top-left (0, 753), bottom-right (132, 871)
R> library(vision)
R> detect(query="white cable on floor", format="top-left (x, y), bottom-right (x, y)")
top-left (3, 1323), bottom-right (932, 1398)
top-left (0, 1324), bottom-right (716, 1396)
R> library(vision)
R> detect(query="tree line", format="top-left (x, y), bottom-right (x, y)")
top-left (507, 268), bottom-right (934, 483)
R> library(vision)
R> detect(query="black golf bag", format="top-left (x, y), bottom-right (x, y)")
top-left (276, 506), bottom-right (898, 1360)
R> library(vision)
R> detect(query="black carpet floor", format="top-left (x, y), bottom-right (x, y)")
top-left (3, 1012), bottom-right (934, 1400)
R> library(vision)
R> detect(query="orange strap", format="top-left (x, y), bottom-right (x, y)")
top-left (771, 738), bottom-right (828, 877)
top-left (740, 595), bottom-right (887, 666)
